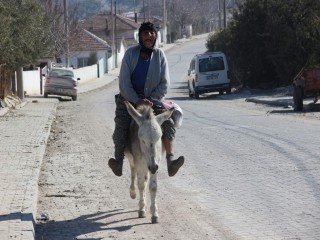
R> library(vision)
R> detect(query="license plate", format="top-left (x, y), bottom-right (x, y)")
top-left (207, 73), bottom-right (219, 80)
top-left (55, 88), bottom-right (64, 93)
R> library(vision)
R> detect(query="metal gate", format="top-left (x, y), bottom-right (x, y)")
top-left (0, 64), bottom-right (6, 99)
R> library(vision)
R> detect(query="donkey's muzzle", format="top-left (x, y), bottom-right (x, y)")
top-left (148, 164), bottom-right (159, 174)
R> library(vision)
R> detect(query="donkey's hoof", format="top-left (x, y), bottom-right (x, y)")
top-left (130, 191), bottom-right (136, 199)
top-left (151, 216), bottom-right (159, 224)
top-left (138, 211), bottom-right (146, 218)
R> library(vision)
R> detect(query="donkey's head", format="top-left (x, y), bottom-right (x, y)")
top-left (124, 101), bottom-right (173, 174)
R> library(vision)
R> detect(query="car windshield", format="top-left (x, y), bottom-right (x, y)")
top-left (199, 56), bottom-right (225, 72)
top-left (49, 69), bottom-right (74, 77)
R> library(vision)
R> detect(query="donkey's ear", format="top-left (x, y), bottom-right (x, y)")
top-left (124, 101), bottom-right (144, 126)
top-left (155, 108), bottom-right (174, 125)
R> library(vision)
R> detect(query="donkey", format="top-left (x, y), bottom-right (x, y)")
top-left (124, 101), bottom-right (174, 224)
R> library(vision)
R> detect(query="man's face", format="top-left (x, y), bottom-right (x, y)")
top-left (141, 30), bottom-right (156, 49)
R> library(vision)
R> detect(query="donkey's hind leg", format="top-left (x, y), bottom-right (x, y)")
top-left (130, 165), bottom-right (136, 199)
top-left (137, 170), bottom-right (148, 218)
top-left (149, 173), bottom-right (159, 223)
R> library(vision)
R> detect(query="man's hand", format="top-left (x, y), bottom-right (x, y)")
top-left (134, 98), bottom-right (153, 108)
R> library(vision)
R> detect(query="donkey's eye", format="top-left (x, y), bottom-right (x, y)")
top-left (150, 143), bottom-right (153, 147)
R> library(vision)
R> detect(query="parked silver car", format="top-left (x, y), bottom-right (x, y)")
top-left (43, 67), bottom-right (80, 101)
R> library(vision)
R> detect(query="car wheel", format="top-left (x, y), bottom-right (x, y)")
top-left (193, 82), bottom-right (200, 99)
top-left (44, 93), bottom-right (48, 98)
top-left (194, 89), bottom-right (199, 99)
top-left (188, 82), bottom-right (194, 98)
top-left (72, 95), bottom-right (77, 101)
top-left (293, 85), bottom-right (303, 111)
top-left (226, 86), bottom-right (231, 94)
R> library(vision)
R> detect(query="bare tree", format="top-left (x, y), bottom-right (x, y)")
top-left (42, 0), bottom-right (80, 62)
top-left (165, 0), bottom-right (219, 39)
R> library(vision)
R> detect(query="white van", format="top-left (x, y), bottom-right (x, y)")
top-left (187, 52), bottom-right (231, 99)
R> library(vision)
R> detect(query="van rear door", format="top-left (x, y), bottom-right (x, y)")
top-left (197, 55), bottom-right (228, 86)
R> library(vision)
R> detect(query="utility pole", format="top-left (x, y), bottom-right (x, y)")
top-left (223, 0), bottom-right (227, 28)
top-left (114, 1), bottom-right (118, 68)
top-left (111, 0), bottom-right (115, 69)
top-left (163, 0), bottom-right (167, 44)
top-left (218, 0), bottom-right (222, 30)
top-left (148, 0), bottom-right (150, 21)
top-left (143, 0), bottom-right (146, 21)
top-left (64, 0), bottom-right (70, 67)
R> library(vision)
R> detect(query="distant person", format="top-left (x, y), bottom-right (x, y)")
top-left (108, 22), bottom-right (184, 177)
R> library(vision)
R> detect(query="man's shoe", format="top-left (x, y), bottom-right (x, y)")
top-left (167, 155), bottom-right (184, 177)
top-left (108, 158), bottom-right (123, 177)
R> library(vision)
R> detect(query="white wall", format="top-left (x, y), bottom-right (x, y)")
top-left (107, 40), bottom-right (126, 70)
top-left (98, 58), bottom-right (104, 78)
top-left (117, 41), bottom-right (126, 67)
top-left (23, 69), bottom-right (42, 96)
top-left (108, 54), bottom-right (115, 71)
top-left (74, 65), bottom-right (97, 84)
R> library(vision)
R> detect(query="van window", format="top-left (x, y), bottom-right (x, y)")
top-left (199, 56), bottom-right (225, 72)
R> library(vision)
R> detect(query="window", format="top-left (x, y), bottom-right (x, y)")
top-left (49, 69), bottom-right (74, 77)
top-left (199, 57), bottom-right (225, 72)
top-left (78, 57), bottom-right (89, 68)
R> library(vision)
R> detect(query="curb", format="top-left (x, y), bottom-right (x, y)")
top-left (245, 97), bottom-right (293, 107)
top-left (26, 99), bottom-right (58, 239)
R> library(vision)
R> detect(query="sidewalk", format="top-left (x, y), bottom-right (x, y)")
top-left (0, 98), bottom-right (58, 240)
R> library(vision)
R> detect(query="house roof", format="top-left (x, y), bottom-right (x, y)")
top-left (69, 28), bottom-right (111, 52)
top-left (116, 14), bottom-right (141, 29)
top-left (79, 12), bottom-right (141, 32)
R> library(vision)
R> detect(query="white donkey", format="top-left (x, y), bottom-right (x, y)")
top-left (124, 101), bottom-right (174, 224)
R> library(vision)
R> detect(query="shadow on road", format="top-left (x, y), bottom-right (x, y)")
top-left (35, 209), bottom-right (154, 239)
top-left (27, 95), bottom-right (73, 102)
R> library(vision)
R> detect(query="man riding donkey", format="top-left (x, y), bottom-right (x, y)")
top-left (109, 22), bottom-right (184, 177)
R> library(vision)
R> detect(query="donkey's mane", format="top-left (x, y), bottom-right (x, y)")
top-left (136, 105), bottom-right (155, 120)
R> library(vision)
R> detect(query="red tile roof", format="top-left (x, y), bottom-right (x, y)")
top-left (80, 12), bottom-right (141, 32)
top-left (69, 28), bottom-right (111, 52)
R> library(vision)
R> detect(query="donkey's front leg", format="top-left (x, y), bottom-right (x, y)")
top-left (137, 170), bottom-right (148, 218)
top-left (149, 173), bottom-right (159, 223)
